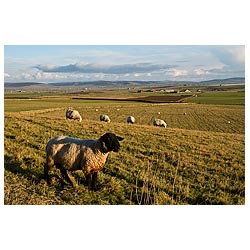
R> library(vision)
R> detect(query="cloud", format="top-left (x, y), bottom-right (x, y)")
top-left (20, 73), bottom-right (33, 80)
top-left (194, 68), bottom-right (207, 76)
top-left (168, 69), bottom-right (188, 77)
top-left (210, 46), bottom-right (245, 67)
top-left (33, 71), bottom-right (67, 80)
top-left (5, 70), bottom-right (70, 82)
top-left (35, 62), bottom-right (176, 75)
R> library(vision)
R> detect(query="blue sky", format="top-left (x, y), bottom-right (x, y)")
top-left (4, 45), bottom-right (245, 83)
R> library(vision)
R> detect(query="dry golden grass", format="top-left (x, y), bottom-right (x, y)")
top-left (4, 98), bottom-right (245, 205)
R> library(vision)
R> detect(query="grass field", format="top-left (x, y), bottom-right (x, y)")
top-left (4, 90), bottom-right (245, 205)
top-left (187, 91), bottom-right (245, 105)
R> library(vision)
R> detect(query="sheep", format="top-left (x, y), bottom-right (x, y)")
top-left (153, 118), bottom-right (167, 128)
top-left (100, 114), bottom-right (111, 123)
top-left (66, 108), bottom-right (82, 122)
top-left (44, 132), bottom-right (124, 190)
top-left (127, 116), bottom-right (135, 124)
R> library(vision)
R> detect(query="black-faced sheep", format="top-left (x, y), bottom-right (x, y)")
top-left (127, 116), bottom-right (135, 124)
top-left (66, 108), bottom-right (82, 122)
top-left (100, 114), bottom-right (111, 123)
top-left (153, 118), bottom-right (167, 128)
top-left (44, 132), bottom-right (124, 190)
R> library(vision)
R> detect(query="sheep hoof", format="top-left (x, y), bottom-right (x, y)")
top-left (46, 176), bottom-right (56, 185)
top-left (40, 179), bottom-right (47, 185)
top-left (91, 185), bottom-right (98, 192)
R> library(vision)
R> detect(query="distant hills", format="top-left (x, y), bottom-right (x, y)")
top-left (4, 82), bottom-right (48, 88)
top-left (199, 77), bottom-right (245, 84)
top-left (4, 77), bottom-right (245, 89)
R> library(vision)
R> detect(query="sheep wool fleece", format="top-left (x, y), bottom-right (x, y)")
top-left (46, 136), bottom-right (109, 174)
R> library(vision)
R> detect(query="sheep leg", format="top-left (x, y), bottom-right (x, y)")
top-left (92, 172), bottom-right (98, 191)
top-left (44, 163), bottom-right (51, 185)
top-left (86, 173), bottom-right (92, 189)
top-left (59, 168), bottom-right (75, 186)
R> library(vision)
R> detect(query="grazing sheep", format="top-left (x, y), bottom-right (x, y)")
top-left (100, 114), bottom-right (111, 123)
top-left (127, 116), bottom-right (135, 124)
top-left (153, 118), bottom-right (167, 128)
top-left (44, 132), bottom-right (124, 190)
top-left (66, 108), bottom-right (82, 122)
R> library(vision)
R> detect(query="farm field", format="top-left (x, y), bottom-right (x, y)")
top-left (4, 90), bottom-right (245, 205)
top-left (187, 91), bottom-right (245, 105)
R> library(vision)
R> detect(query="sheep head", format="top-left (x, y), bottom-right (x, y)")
top-left (100, 132), bottom-right (124, 153)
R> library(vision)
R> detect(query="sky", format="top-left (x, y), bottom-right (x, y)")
top-left (4, 45), bottom-right (245, 83)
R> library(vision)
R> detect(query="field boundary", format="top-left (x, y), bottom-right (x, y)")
top-left (72, 95), bottom-right (192, 103)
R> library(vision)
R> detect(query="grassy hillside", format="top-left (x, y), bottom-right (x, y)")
top-left (4, 96), bottom-right (245, 205)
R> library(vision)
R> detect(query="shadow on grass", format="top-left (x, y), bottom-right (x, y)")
top-left (4, 155), bottom-right (44, 184)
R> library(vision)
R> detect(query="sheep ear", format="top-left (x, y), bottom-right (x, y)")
top-left (101, 139), bottom-right (109, 152)
top-left (116, 136), bottom-right (124, 141)
top-left (100, 134), bottom-right (110, 152)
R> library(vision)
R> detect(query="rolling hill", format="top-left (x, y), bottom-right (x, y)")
top-left (4, 77), bottom-right (245, 89)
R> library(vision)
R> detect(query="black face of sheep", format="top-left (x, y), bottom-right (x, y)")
top-left (100, 132), bottom-right (124, 153)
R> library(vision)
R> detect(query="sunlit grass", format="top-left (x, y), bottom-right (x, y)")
top-left (4, 99), bottom-right (245, 204)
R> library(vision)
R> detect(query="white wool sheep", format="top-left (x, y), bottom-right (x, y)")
top-left (44, 132), bottom-right (124, 190)
top-left (100, 114), bottom-right (111, 123)
top-left (66, 108), bottom-right (82, 122)
top-left (153, 118), bottom-right (167, 128)
top-left (127, 116), bottom-right (135, 124)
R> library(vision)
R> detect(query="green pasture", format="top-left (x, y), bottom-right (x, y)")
top-left (188, 91), bottom-right (245, 105)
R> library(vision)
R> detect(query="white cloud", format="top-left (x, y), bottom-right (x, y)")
top-left (163, 69), bottom-right (188, 79)
top-left (194, 68), bottom-right (207, 76)
top-left (94, 73), bottom-right (105, 79)
top-left (21, 73), bottom-right (33, 80)
top-left (171, 69), bottom-right (188, 77)
top-left (38, 72), bottom-right (67, 80)
top-left (6, 70), bottom-right (70, 82)
top-left (35, 72), bottom-right (42, 79)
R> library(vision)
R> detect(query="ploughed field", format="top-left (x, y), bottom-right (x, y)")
top-left (4, 95), bottom-right (245, 204)
top-left (72, 94), bottom-right (192, 103)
